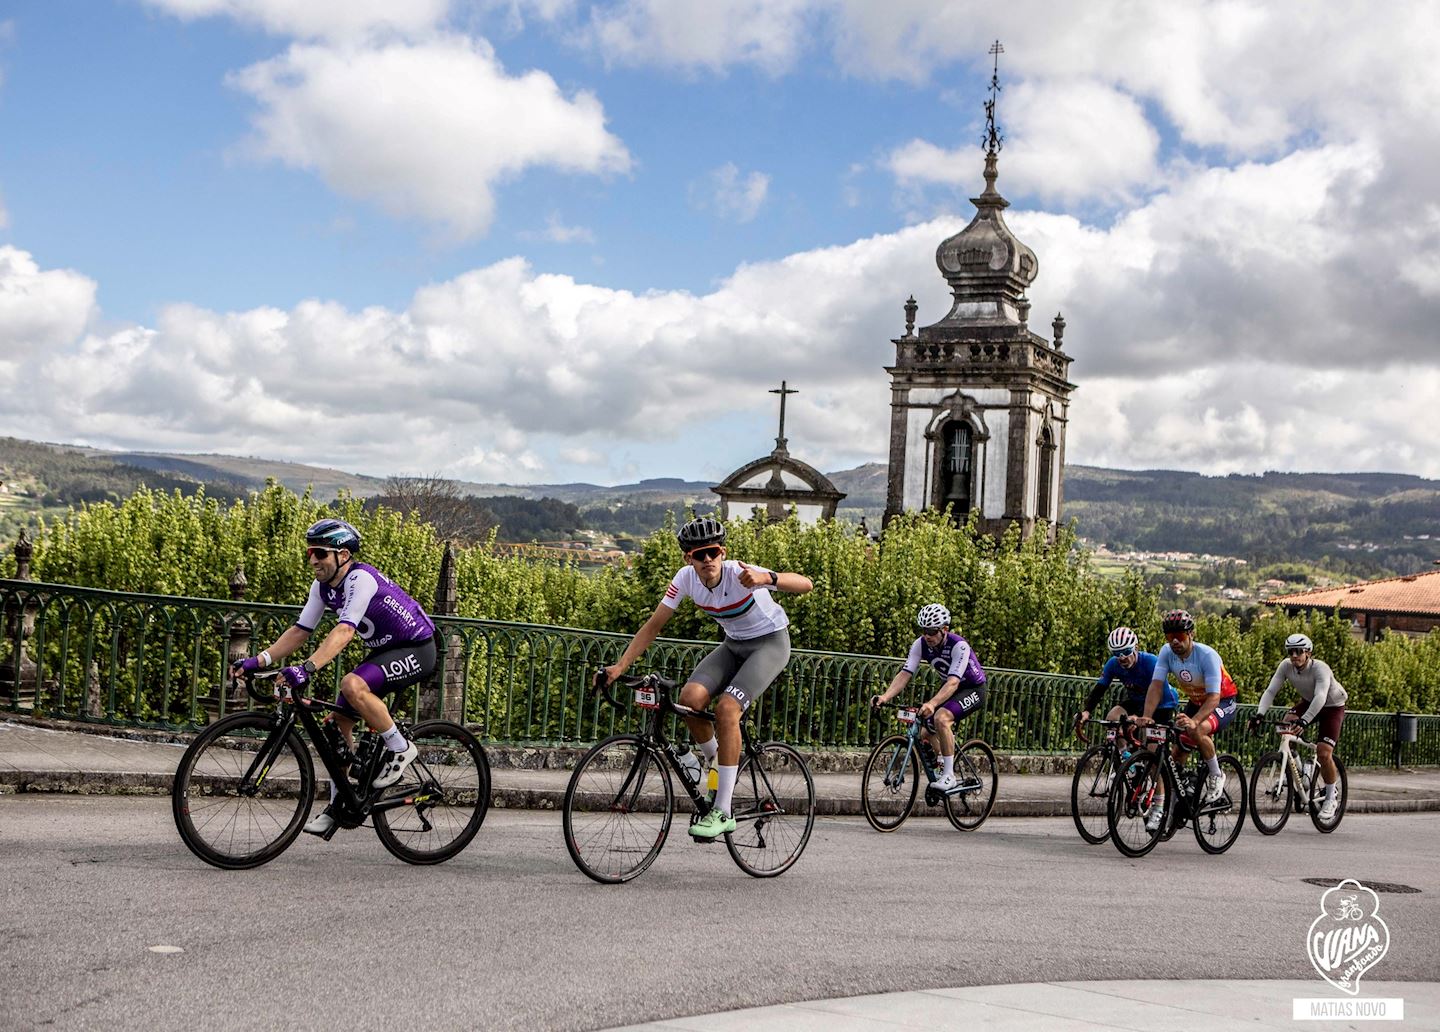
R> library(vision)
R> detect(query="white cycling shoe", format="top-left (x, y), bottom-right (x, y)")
top-left (1203, 771), bottom-right (1227, 803)
top-left (1317, 796), bottom-right (1339, 821)
top-left (303, 807), bottom-right (336, 836)
top-left (932, 772), bottom-right (958, 793)
top-left (372, 742), bottom-right (418, 789)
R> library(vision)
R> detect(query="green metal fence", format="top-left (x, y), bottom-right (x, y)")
top-left (3, 578), bottom-right (1436, 766)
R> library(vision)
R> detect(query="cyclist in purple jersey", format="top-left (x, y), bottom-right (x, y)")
top-left (232, 518), bottom-right (437, 836)
top-left (871, 603), bottom-right (987, 793)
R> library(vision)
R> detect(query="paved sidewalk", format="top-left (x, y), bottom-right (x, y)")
top-left (603, 980), bottom-right (1437, 1031)
top-left (3, 718), bottom-right (1438, 816)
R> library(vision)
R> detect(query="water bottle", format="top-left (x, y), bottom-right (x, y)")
top-left (672, 745), bottom-right (702, 788)
top-left (706, 764), bottom-right (719, 800)
top-left (1302, 759), bottom-right (1315, 784)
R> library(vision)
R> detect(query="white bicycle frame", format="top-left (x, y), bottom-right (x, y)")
top-left (1274, 725), bottom-right (1319, 805)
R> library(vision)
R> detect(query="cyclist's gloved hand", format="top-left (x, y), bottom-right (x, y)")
top-left (231, 655), bottom-right (264, 676)
top-left (1246, 714), bottom-right (1263, 733)
top-left (1293, 717), bottom-right (1309, 731)
top-left (870, 694), bottom-right (883, 709)
top-left (280, 664), bottom-right (310, 691)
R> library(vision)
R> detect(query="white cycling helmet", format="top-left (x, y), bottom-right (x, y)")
top-left (916, 603), bottom-right (950, 630)
top-left (1284, 633), bottom-right (1313, 653)
top-left (1107, 626), bottom-right (1139, 654)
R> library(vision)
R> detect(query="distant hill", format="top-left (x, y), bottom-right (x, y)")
top-left (4, 437), bottom-right (1438, 574)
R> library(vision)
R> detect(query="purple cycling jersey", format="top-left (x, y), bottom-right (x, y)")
top-left (296, 562), bottom-right (435, 650)
top-left (902, 632), bottom-right (987, 687)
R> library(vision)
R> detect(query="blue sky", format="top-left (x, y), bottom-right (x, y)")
top-left (2, 1), bottom-right (1438, 486)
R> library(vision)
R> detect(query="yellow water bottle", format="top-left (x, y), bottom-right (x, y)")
top-left (706, 764), bottom-right (719, 800)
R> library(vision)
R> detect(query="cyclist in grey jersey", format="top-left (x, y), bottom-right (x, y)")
top-left (1249, 633), bottom-right (1348, 819)
top-left (604, 516), bottom-right (813, 841)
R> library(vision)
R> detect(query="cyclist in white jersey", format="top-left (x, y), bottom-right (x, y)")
top-left (603, 516), bottom-right (812, 840)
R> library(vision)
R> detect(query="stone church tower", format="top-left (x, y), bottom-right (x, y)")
top-left (883, 64), bottom-right (1075, 540)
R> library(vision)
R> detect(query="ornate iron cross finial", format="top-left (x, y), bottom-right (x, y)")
top-left (983, 40), bottom-right (1005, 155)
top-left (769, 380), bottom-right (798, 449)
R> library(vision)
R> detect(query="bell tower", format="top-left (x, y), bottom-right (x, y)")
top-left (883, 43), bottom-right (1076, 540)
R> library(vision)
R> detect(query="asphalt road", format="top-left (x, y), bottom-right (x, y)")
top-left (2, 797), bottom-right (1437, 1031)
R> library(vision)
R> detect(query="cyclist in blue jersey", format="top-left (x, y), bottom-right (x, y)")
top-left (1075, 626), bottom-right (1177, 736)
top-left (603, 516), bottom-right (813, 841)
top-left (870, 603), bottom-right (988, 793)
top-left (231, 518), bottom-right (437, 836)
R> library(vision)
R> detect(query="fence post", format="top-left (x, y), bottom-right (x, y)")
top-left (2, 531), bottom-right (38, 707)
top-left (420, 542), bottom-right (463, 723)
top-left (226, 565), bottom-right (251, 709)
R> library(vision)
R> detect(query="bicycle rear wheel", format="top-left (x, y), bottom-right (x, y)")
top-left (726, 742), bottom-right (815, 878)
top-left (172, 711), bottom-right (314, 870)
top-left (1070, 746), bottom-right (1114, 844)
top-left (1307, 755), bottom-right (1347, 834)
top-left (1107, 750), bottom-right (1170, 858)
top-left (1248, 751), bottom-right (1293, 835)
top-left (562, 734), bottom-right (673, 884)
top-left (944, 739), bottom-right (998, 831)
top-left (373, 721), bottom-right (491, 865)
top-left (861, 734), bottom-right (920, 832)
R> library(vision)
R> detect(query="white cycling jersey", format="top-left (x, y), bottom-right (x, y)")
top-left (660, 560), bottom-right (788, 640)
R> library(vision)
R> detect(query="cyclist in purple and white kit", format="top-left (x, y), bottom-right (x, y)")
top-left (871, 604), bottom-right (987, 792)
top-left (231, 518), bottom-right (437, 837)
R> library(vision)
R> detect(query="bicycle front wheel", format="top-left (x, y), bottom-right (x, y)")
top-left (172, 711), bottom-right (314, 870)
top-left (861, 734), bottom-right (920, 832)
top-left (945, 739), bottom-right (998, 831)
top-left (1248, 751), bottom-right (1294, 835)
top-left (1070, 746), bottom-right (1114, 844)
top-left (726, 742), bottom-right (815, 878)
top-left (562, 734), bottom-right (673, 884)
top-left (1107, 750), bottom-right (1171, 858)
top-left (1193, 754), bottom-right (1246, 854)
top-left (373, 721), bottom-right (491, 865)
top-left (1307, 755), bottom-right (1347, 834)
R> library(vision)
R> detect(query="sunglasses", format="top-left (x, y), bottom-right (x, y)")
top-left (1288, 648), bottom-right (1309, 657)
top-left (686, 546), bottom-right (723, 563)
top-left (306, 546), bottom-right (337, 560)
top-left (1112, 647), bottom-right (1137, 659)
top-left (920, 627), bottom-right (946, 637)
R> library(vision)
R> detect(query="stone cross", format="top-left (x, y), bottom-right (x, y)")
top-left (769, 380), bottom-right (798, 450)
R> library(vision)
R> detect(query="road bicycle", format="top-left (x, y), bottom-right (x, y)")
top-left (1106, 721), bottom-right (1247, 857)
top-left (562, 672), bottom-right (816, 883)
top-left (1070, 716), bottom-right (1142, 845)
top-left (1248, 719), bottom-right (1347, 835)
top-left (860, 701), bottom-right (998, 833)
top-left (172, 669), bottom-right (490, 869)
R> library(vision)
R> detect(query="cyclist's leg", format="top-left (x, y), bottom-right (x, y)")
top-left (681, 641), bottom-right (741, 759)
top-left (348, 640), bottom-right (437, 786)
top-left (1316, 705), bottom-right (1345, 797)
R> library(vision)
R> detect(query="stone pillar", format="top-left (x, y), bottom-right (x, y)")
top-left (226, 564), bottom-right (251, 710)
top-left (420, 542), bottom-right (464, 722)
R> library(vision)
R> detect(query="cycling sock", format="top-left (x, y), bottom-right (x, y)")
top-left (1206, 756), bottom-right (1221, 777)
top-left (379, 724), bottom-right (408, 752)
top-left (698, 736), bottom-right (718, 763)
top-left (1324, 783), bottom-right (1336, 803)
top-left (942, 754), bottom-right (955, 778)
top-left (714, 764), bottom-right (738, 815)
top-left (328, 780), bottom-right (338, 805)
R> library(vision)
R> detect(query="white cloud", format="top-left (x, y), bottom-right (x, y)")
top-left (0, 246), bottom-right (96, 361)
top-left (226, 36), bottom-right (631, 239)
top-left (576, 0), bottom-right (812, 75)
top-left (690, 162), bottom-right (770, 223)
top-left (521, 212), bottom-right (596, 244)
top-left (144, 0), bottom-right (450, 41)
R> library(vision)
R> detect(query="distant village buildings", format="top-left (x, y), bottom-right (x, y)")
top-left (1265, 570), bottom-right (1440, 641)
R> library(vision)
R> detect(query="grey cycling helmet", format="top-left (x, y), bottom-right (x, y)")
top-left (916, 603), bottom-right (950, 630)
top-left (677, 516), bottom-right (725, 552)
top-left (1284, 632), bottom-right (1313, 653)
top-left (305, 518), bottom-right (361, 555)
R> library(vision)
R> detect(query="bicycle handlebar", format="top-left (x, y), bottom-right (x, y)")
top-left (235, 669), bottom-right (284, 705)
top-left (1074, 713), bottom-right (1136, 746)
top-left (591, 669), bottom-right (711, 721)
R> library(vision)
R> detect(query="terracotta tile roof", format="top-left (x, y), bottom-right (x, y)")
top-left (1263, 569), bottom-right (1440, 617)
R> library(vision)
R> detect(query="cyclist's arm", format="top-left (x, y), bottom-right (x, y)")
top-left (877, 668), bottom-right (912, 704)
top-left (1081, 669), bottom-right (1111, 718)
top-left (1256, 662), bottom-right (1286, 716)
top-left (305, 622), bottom-right (356, 671)
top-left (607, 603), bottom-right (675, 678)
top-left (1141, 678), bottom-right (1165, 721)
top-left (1188, 689), bottom-right (1220, 725)
top-left (929, 674), bottom-right (962, 709)
top-left (773, 571), bottom-right (813, 594)
top-left (256, 624), bottom-right (311, 666)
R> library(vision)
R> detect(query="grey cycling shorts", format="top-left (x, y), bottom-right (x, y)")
top-left (687, 629), bottom-right (791, 711)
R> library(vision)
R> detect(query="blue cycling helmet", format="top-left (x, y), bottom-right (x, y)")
top-left (305, 518), bottom-right (361, 555)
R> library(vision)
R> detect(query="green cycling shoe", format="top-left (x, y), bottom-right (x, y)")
top-left (690, 808), bottom-right (737, 839)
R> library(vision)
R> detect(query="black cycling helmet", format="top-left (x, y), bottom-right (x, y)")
top-left (305, 518), bottom-right (361, 556)
top-left (677, 516), bottom-right (725, 552)
top-left (1160, 609), bottom-right (1195, 634)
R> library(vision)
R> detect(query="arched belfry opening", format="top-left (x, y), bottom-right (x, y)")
top-left (882, 42), bottom-right (1075, 540)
